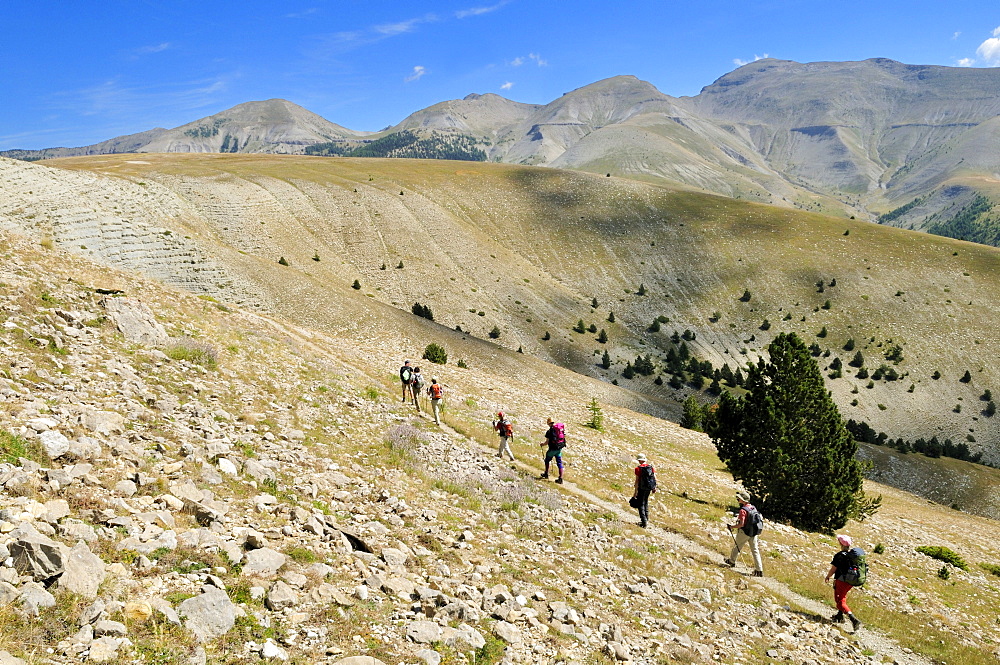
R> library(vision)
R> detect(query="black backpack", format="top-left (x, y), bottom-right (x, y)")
top-left (638, 464), bottom-right (656, 491)
top-left (741, 505), bottom-right (764, 537)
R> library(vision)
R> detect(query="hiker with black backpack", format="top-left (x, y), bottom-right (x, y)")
top-left (539, 417), bottom-right (565, 484)
top-left (399, 360), bottom-right (413, 403)
top-left (725, 490), bottom-right (764, 577)
top-left (493, 411), bottom-right (515, 461)
top-left (630, 454), bottom-right (656, 528)
top-left (825, 534), bottom-right (865, 630)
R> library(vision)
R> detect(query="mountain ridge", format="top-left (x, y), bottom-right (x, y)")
top-left (5, 59), bottom-right (1000, 245)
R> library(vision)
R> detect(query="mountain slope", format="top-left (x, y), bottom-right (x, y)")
top-left (6, 153), bottom-right (1000, 468)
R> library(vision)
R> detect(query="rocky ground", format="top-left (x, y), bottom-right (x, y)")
top-left (1, 229), bottom-right (1000, 665)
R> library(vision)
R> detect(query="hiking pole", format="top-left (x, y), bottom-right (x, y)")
top-left (728, 527), bottom-right (745, 568)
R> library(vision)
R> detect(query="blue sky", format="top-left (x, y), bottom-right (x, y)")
top-left (2, 1), bottom-right (999, 150)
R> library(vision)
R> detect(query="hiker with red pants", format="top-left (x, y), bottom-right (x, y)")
top-left (631, 454), bottom-right (656, 528)
top-left (539, 417), bottom-right (565, 484)
top-left (825, 534), bottom-right (864, 630)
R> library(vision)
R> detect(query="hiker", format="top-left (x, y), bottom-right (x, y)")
top-left (410, 366), bottom-right (424, 411)
top-left (825, 534), bottom-right (864, 630)
top-left (631, 454), bottom-right (656, 527)
top-left (725, 490), bottom-right (764, 577)
top-left (399, 360), bottom-right (413, 403)
top-left (493, 411), bottom-right (516, 460)
top-left (427, 376), bottom-right (444, 425)
top-left (539, 417), bottom-right (565, 484)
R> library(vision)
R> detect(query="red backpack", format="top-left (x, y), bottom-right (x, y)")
top-left (430, 383), bottom-right (443, 399)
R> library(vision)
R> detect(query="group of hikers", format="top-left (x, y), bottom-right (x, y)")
top-left (397, 359), bottom-right (867, 629)
top-left (398, 360), bottom-right (444, 425)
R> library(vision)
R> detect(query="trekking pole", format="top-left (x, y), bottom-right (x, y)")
top-left (729, 527), bottom-right (744, 568)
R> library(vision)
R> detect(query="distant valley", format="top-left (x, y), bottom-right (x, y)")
top-left (5, 58), bottom-right (1000, 246)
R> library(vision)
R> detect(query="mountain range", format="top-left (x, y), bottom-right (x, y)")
top-left (5, 58), bottom-right (1000, 245)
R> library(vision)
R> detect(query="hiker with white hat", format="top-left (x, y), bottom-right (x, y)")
top-left (630, 454), bottom-right (657, 528)
top-left (725, 489), bottom-right (764, 576)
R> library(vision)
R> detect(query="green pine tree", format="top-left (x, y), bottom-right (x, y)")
top-left (601, 349), bottom-right (611, 369)
top-left (711, 332), bottom-right (879, 531)
top-left (680, 395), bottom-right (703, 431)
top-left (597, 329), bottom-right (608, 344)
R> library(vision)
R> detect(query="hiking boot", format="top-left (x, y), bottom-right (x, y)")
top-left (831, 612), bottom-right (844, 624)
top-left (847, 613), bottom-right (861, 630)
top-left (539, 473), bottom-right (549, 479)
top-left (639, 522), bottom-right (647, 528)
top-left (555, 477), bottom-right (564, 484)
top-left (723, 558), bottom-right (735, 567)
top-left (753, 570), bottom-right (764, 577)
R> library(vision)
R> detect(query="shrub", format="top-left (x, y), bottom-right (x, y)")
top-left (1, 429), bottom-right (49, 465)
top-left (488, 326), bottom-right (501, 339)
top-left (542, 331), bottom-right (551, 341)
top-left (937, 566), bottom-right (951, 580)
top-left (166, 337), bottom-right (219, 369)
top-left (457, 359), bottom-right (468, 369)
top-left (873, 543), bottom-right (885, 554)
top-left (351, 279), bottom-right (361, 290)
top-left (573, 320), bottom-right (586, 333)
top-left (978, 562), bottom-right (1000, 578)
top-left (915, 545), bottom-right (968, 570)
top-left (422, 343), bottom-right (447, 365)
top-left (411, 302), bottom-right (434, 320)
top-left (277, 256), bottom-right (289, 266)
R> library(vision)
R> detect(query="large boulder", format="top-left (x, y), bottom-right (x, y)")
top-left (58, 542), bottom-right (106, 599)
top-left (178, 586), bottom-right (238, 642)
top-left (38, 430), bottom-right (70, 459)
top-left (100, 297), bottom-right (168, 346)
top-left (10, 523), bottom-right (65, 580)
top-left (242, 548), bottom-right (286, 577)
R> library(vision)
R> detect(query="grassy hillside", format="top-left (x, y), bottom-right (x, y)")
top-left (2, 226), bottom-right (1000, 665)
top-left (16, 154), bottom-right (1000, 466)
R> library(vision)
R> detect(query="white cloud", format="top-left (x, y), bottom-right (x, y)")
top-left (529, 53), bottom-right (547, 66)
top-left (134, 42), bottom-right (171, 55)
top-left (977, 31), bottom-right (1000, 65)
top-left (405, 65), bottom-right (427, 82)
top-left (375, 19), bottom-right (422, 36)
top-left (285, 8), bottom-right (319, 19)
top-left (952, 31), bottom-right (961, 40)
top-left (995, 26), bottom-right (1000, 37)
top-left (456, 2), bottom-right (507, 19)
top-left (733, 53), bottom-right (770, 67)
top-left (510, 56), bottom-right (524, 66)
top-left (500, 81), bottom-right (513, 90)
top-left (957, 57), bottom-right (975, 67)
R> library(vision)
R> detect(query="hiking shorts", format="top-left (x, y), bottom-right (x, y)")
top-left (545, 449), bottom-right (562, 460)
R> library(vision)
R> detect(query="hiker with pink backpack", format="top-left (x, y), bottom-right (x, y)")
top-left (539, 417), bottom-right (565, 484)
